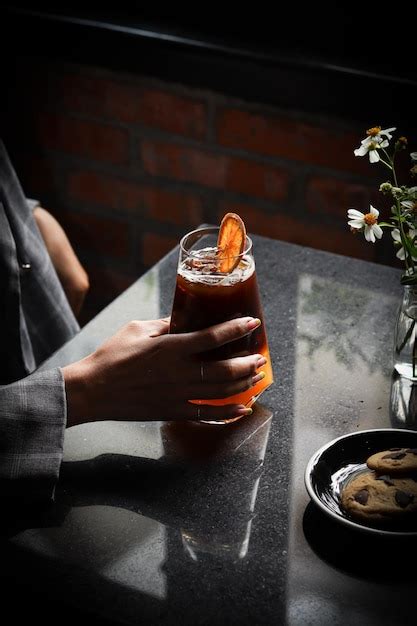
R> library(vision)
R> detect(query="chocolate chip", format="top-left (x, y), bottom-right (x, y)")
top-left (406, 448), bottom-right (417, 455)
top-left (395, 490), bottom-right (414, 508)
top-left (382, 452), bottom-right (406, 460)
top-left (376, 475), bottom-right (395, 486)
top-left (354, 489), bottom-right (369, 505)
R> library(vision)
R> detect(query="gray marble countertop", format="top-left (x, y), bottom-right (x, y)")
top-left (3, 234), bottom-right (415, 626)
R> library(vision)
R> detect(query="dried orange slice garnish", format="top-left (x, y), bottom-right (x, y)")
top-left (217, 212), bottom-right (246, 273)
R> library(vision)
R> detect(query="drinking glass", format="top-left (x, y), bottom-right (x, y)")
top-left (169, 226), bottom-right (273, 423)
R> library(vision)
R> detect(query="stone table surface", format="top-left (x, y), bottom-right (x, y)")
top-left (2, 234), bottom-right (415, 626)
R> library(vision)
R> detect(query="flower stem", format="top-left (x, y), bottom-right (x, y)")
top-left (384, 149), bottom-right (399, 187)
top-left (414, 327), bottom-right (417, 378)
top-left (381, 148), bottom-right (395, 174)
top-left (378, 157), bottom-right (393, 169)
top-left (387, 149), bottom-right (414, 274)
top-left (398, 317), bottom-right (415, 353)
top-left (397, 199), bottom-right (411, 272)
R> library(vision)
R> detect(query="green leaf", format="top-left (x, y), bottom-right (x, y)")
top-left (403, 236), bottom-right (417, 258)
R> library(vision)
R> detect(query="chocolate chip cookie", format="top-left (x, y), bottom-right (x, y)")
top-left (366, 447), bottom-right (417, 474)
top-left (340, 470), bottom-right (417, 523)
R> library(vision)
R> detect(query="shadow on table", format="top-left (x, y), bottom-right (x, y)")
top-left (2, 405), bottom-right (273, 559)
top-left (303, 501), bottom-right (417, 582)
top-left (1, 406), bottom-right (275, 625)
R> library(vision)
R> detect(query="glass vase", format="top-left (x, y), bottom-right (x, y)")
top-left (393, 285), bottom-right (417, 381)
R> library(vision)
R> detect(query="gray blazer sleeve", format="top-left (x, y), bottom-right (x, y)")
top-left (26, 198), bottom-right (40, 212)
top-left (0, 367), bottom-right (67, 505)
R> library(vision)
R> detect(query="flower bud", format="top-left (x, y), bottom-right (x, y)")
top-left (395, 136), bottom-right (408, 150)
top-left (379, 182), bottom-right (393, 194)
top-left (391, 186), bottom-right (403, 197)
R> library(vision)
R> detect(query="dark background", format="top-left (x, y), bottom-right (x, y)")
top-left (0, 4), bottom-right (415, 322)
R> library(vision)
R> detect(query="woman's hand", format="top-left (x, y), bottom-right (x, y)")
top-left (63, 316), bottom-right (266, 425)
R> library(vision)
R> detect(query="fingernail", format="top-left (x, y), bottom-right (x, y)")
top-left (252, 371), bottom-right (266, 385)
top-left (236, 407), bottom-right (253, 416)
top-left (247, 317), bottom-right (261, 331)
top-left (256, 356), bottom-right (267, 368)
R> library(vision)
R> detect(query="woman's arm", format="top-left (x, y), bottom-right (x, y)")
top-left (33, 206), bottom-right (89, 318)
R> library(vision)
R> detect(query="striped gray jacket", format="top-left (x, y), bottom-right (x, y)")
top-left (0, 139), bottom-right (79, 504)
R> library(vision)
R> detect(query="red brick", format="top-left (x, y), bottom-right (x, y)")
top-left (142, 232), bottom-right (178, 266)
top-left (217, 202), bottom-right (377, 262)
top-left (306, 177), bottom-right (383, 217)
top-left (145, 188), bottom-right (203, 226)
top-left (57, 210), bottom-right (129, 259)
top-left (68, 171), bottom-right (146, 210)
top-left (68, 170), bottom-right (204, 225)
top-left (216, 109), bottom-right (373, 176)
top-left (138, 89), bottom-right (207, 139)
top-left (57, 74), bottom-right (133, 119)
top-left (141, 140), bottom-right (289, 201)
top-left (36, 112), bottom-right (129, 165)
top-left (57, 73), bottom-right (207, 139)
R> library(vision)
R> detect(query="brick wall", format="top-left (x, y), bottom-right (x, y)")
top-left (2, 58), bottom-right (401, 324)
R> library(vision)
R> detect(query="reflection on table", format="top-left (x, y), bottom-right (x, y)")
top-left (390, 370), bottom-right (417, 429)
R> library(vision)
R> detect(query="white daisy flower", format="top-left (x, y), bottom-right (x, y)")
top-left (401, 199), bottom-right (417, 213)
top-left (392, 228), bottom-right (417, 260)
top-left (347, 205), bottom-right (383, 243)
top-left (354, 126), bottom-right (396, 163)
top-left (400, 188), bottom-right (417, 212)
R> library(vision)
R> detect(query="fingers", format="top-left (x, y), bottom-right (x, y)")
top-left (165, 353), bottom-right (266, 401)
top-left (179, 317), bottom-right (262, 355)
top-left (180, 402), bottom-right (252, 422)
top-left (200, 354), bottom-right (266, 384)
top-left (183, 371), bottom-right (264, 400)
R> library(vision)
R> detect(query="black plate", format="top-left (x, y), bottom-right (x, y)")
top-left (305, 428), bottom-right (417, 536)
